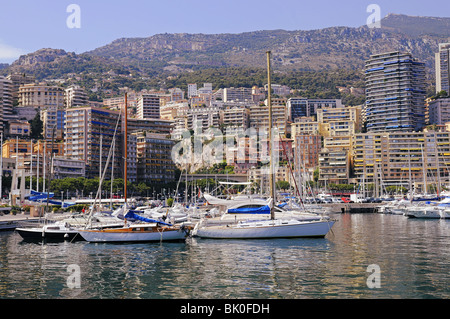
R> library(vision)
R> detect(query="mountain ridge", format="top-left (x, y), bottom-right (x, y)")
top-left (3, 14), bottom-right (450, 80)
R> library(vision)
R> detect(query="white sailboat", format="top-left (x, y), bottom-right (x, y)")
top-left (192, 52), bottom-right (335, 239)
top-left (79, 93), bottom-right (191, 243)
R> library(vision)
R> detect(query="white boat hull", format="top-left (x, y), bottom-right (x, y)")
top-left (193, 219), bottom-right (335, 239)
top-left (405, 209), bottom-right (441, 218)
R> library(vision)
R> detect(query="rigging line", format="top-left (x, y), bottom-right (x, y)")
top-left (86, 113), bottom-right (122, 228)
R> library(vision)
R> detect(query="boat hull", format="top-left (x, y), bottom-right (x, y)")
top-left (15, 227), bottom-right (82, 241)
top-left (405, 210), bottom-right (441, 218)
top-left (79, 226), bottom-right (188, 243)
top-left (193, 219), bottom-right (335, 239)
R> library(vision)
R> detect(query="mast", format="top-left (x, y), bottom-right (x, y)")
top-left (0, 133), bottom-right (3, 201)
top-left (124, 93), bottom-right (128, 207)
top-left (421, 144), bottom-right (427, 194)
top-left (266, 51), bottom-right (275, 220)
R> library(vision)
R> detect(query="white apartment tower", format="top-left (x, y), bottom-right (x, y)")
top-left (65, 85), bottom-right (88, 108)
top-left (187, 83), bottom-right (198, 98)
top-left (0, 76), bottom-right (13, 132)
top-left (136, 94), bottom-right (160, 119)
top-left (435, 43), bottom-right (450, 94)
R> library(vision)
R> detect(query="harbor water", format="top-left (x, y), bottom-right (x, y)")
top-left (0, 213), bottom-right (448, 299)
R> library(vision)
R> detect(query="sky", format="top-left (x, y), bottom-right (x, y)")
top-left (0, 0), bottom-right (449, 63)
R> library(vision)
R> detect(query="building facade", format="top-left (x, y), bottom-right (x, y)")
top-left (427, 98), bottom-right (450, 125)
top-left (352, 131), bottom-right (450, 192)
top-left (136, 94), bottom-right (160, 119)
top-left (135, 131), bottom-right (176, 184)
top-left (435, 43), bottom-right (450, 94)
top-left (65, 85), bottom-right (88, 108)
top-left (64, 107), bottom-right (123, 180)
top-left (0, 76), bottom-right (13, 132)
top-left (18, 82), bottom-right (65, 108)
top-left (287, 98), bottom-right (343, 122)
top-left (365, 51), bottom-right (426, 132)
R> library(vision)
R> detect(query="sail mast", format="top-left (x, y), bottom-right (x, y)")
top-left (124, 93), bottom-right (128, 207)
top-left (266, 51), bottom-right (275, 220)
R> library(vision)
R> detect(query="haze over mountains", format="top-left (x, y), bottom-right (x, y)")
top-left (2, 14), bottom-right (450, 80)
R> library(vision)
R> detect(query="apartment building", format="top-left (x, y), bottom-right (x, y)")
top-left (290, 117), bottom-right (328, 137)
top-left (287, 98), bottom-right (344, 121)
top-left (264, 84), bottom-right (291, 97)
top-left (169, 88), bottom-right (185, 101)
top-left (188, 105), bottom-right (222, 132)
top-left (18, 82), bottom-right (65, 108)
top-left (222, 103), bottom-right (250, 129)
top-left (41, 107), bottom-right (66, 141)
top-left (160, 100), bottom-right (189, 120)
top-left (249, 102), bottom-right (288, 135)
top-left (136, 94), bottom-right (160, 119)
top-left (318, 148), bottom-right (350, 185)
top-left (0, 76), bottom-right (13, 132)
top-left (8, 121), bottom-right (30, 138)
top-left (135, 131), bottom-right (176, 184)
top-left (187, 84), bottom-right (198, 98)
top-left (223, 87), bottom-right (253, 102)
top-left (317, 105), bottom-right (362, 134)
top-left (64, 107), bottom-right (123, 180)
top-left (6, 73), bottom-right (35, 106)
top-left (51, 156), bottom-right (86, 180)
top-left (365, 51), bottom-right (426, 132)
top-left (127, 118), bottom-right (174, 136)
top-left (427, 98), bottom-right (450, 125)
top-left (65, 85), bottom-right (88, 108)
top-left (435, 43), bottom-right (450, 94)
top-left (294, 134), bottom-right (321, 169)
top-left (352, 131), bottom-right (450, 191)
top-left (2, 138), bottom-right (32, 158)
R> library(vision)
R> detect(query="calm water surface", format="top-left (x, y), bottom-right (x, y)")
top-left (0, 213), bottom-right (448, 299)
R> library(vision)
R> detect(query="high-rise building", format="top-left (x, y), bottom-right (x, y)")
top-left (41, 107), bottom-right (66, 141)
top-left (365, 51), bottom-right (426, 132)
top-left (64, 107), bottom-right (123, 179)
top-left (136, 94), bottom-right (160, 119)
top-left (6, 73), bottom-right (35, 106)
top-left (65, 85), bottom-right (88, 108)
top-left (435, 43), bottom-right (450, 94)
top-left (135, 131), bottom-right (176, 184)
top-left (0, 76), bottom-right (13, 132)
top-left (187, 84), bottom-right (198, 98)
top-left (427, 97), bottom-right (450, 125)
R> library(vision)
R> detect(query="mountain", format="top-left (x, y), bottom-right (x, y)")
top-left (2, 14), bottom-right (449, 87)
top-left (82, 14), bottom-right (449, 74)
top-left (380, 13), bottom-right (450, 37)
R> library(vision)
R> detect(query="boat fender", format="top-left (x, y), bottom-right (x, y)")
top-left (64, 233), bottom-right (69, 238)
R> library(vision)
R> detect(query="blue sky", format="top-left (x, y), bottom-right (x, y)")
top-left (0, 0), bottom-right (449, 63)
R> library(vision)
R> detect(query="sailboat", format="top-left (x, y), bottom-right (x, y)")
top-left (192, 52), bottom-right (335, 239)
top-left (79, 93), bottom-right (191, 243)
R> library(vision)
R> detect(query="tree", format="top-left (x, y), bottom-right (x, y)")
top-left (276, 180), bottom-right (291, 190)
top-left (29, 112), bottom-right (43, 139)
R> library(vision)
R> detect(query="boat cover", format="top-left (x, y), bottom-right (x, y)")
top-left (228, 205), bottom-right (271, 214)
top-left (124, 210), bottom-right (173, 226)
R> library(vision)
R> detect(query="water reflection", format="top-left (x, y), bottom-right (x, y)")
top-left (0, 214), bottom-right (449, 299)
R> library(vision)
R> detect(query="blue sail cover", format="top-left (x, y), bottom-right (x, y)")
top-left (228, 205), bottom-right (271, 214)
top-left (124, 210), bottom-right (173, 226)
